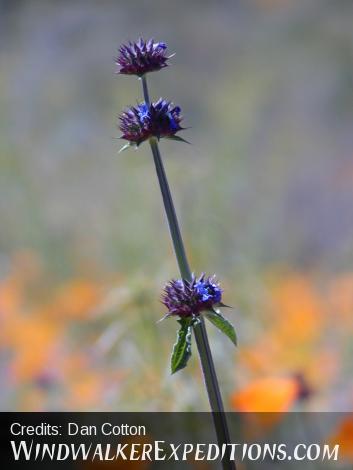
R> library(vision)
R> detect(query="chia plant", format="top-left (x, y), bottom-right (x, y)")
top-left (116, 38), bottom-right (237, 470)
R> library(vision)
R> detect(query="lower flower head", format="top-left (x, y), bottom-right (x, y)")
top-left (162, 274), bottom-right (223, 318)
top-left (119, 99), bottom-right (183, 147)
top-left (116, 38), bottom-right (170, 76)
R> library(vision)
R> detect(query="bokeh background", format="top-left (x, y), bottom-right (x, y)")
top-left (1, 0), bottom-right (353, 424)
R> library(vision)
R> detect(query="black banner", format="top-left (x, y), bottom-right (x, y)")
top-left (0, 412), bottom-right (351, 469)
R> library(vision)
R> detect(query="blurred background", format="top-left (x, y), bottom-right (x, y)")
top-left (0, 0), bottom-right (353, 425)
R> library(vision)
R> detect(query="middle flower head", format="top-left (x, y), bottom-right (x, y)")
top-left (119, 99), bottom-right (184, 148)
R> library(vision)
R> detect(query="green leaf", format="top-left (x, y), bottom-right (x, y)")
top-left (118, 143), bottom-right (132, 153)
top-left (218, 302), bottom-right (231, 308)
top-left (171, 319), bottom-right (192, 374)
top-left (165, 135), bottom-right (191, 144)
top-left (157, 313), bottom-right (172, 323)
top-left (205, 311), bottom-right (237, 346)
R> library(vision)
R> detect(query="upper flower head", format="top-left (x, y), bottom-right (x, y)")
top-left (119, 98), bottom-right (184, 147)
top-left (116, 38), bottom-right (171, 76)
top-left (162, 274), bottom-right (223, 318)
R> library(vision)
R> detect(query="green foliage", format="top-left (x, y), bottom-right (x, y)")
top-left (118, 143), bottom-right (133, 153)
top-left (171, 318), bottom-right (192, 374)
top-left (205, 310), bottom-right (237, 346)
top-left (165, 135), bottom-right (191, 144)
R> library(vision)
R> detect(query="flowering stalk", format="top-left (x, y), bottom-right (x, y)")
top-left (116, 39), bottom-right (237, 469)
top-left (143, 74), bottom-right (235, 470)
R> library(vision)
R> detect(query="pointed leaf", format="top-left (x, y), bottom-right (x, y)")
top-left (171, 319), bottom-right (192, 374)
top-left (218, 302), bottom-right (232, 308)
top-left (119, 143), bottom-right (132, 153)
top-left (157, 313), bottom-right (172, 323)
top-left (166, 135), bottom-right (191, 144)
top-left (205, 311), bottom-right (237, 346)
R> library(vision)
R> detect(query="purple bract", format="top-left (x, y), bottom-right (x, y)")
top-left (162, 274), bottom-right (223, 318)
top-left (116, 38), bottom-right (170, 76)
top-left (119, 99), bottom-right (183, 146)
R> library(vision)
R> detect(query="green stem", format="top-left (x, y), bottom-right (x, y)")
top-left (141, 75), bottom-right (151, 106)
top-left (148, 139), bottom-right (191, 280)
top-left (142, 75), bottom-right (235, 470)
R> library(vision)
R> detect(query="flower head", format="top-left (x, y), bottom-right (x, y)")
top-left (116, 38), bottom-right (171, 76)
top-left (162, 274), bottom-right (223, 318)
top-left (119, 99), bottom-right (184, 147)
